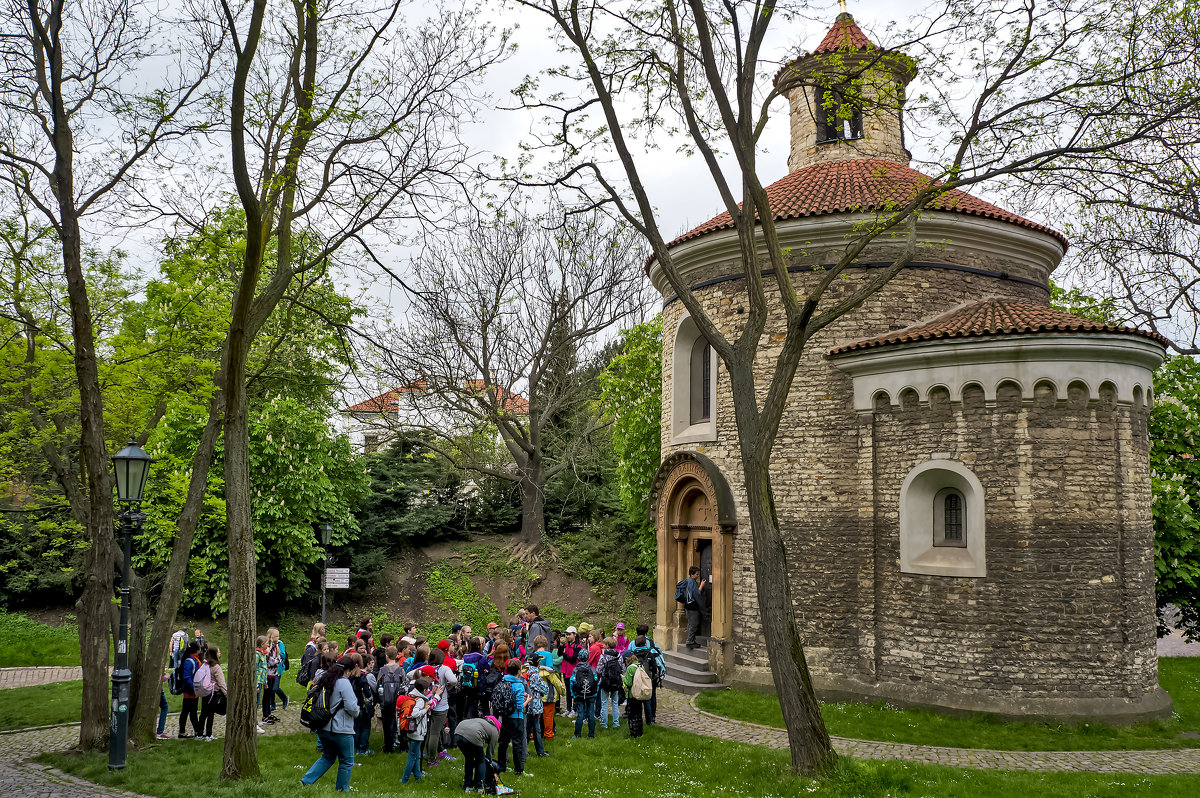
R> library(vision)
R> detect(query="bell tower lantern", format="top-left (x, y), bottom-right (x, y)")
top-left (776, 13), bottom-right (917, 172)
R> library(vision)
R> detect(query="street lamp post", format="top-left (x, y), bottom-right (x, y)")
top-left (320, 523), bottom-right (332, 626)
top-left (109, 438), bottom-right (153, 771)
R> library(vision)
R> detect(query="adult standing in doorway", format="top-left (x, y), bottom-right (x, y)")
top-left (683, 566), bottom-right (706, 649)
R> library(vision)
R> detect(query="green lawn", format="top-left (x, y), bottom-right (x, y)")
top-left (696, 657), bottom-right (1200, 751)
top-left (42, 724), bottom-right (1200, 797)
top-left (0, 613), bottom-right (101, 667)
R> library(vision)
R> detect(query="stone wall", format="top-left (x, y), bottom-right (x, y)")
top-left (657, 254), bottom-right (1167, 719)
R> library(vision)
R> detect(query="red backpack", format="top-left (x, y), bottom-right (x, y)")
top-left (396, 694), bottom-right (418, 732)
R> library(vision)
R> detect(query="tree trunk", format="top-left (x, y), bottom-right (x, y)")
top-left (734, 384), bottom-right (836, 776)
top-left (221, 349), bottom-right (259, 779)
top-left (129, 398), bottom-right (224, 746)
top-left (518, 462), bottom-right (545, 547)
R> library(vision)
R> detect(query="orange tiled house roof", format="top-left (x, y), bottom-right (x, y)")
top-left (829, 298), bottom-right (1168, 355)
top-left (663, 158), bottom-right (1069, 251)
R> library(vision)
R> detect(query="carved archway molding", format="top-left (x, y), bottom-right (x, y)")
top-left (649, 450), bottom-right (738, 533)
top-left (650, 450), bottom-right (737, 658)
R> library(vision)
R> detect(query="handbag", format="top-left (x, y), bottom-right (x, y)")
top-left (211, 690), bottom-right (228, 716)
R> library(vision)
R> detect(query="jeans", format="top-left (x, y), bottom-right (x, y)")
top-left (646, 681), bottom-right (658, 724)
top-left (573, 697), bottom-right (596, 737)
top-left (456, 735), bottom-right (486, 790)
top-left (381, 703), bottom-right (398, 752)
top-left (497, 716), bottom-right (526, 774)
top-left (526, 712), bottom-right (545, 755)
top-left (198, 695), bottom-right (217, 737)
top-left (157, 690), bottom-right (168, 734)
top-left (402, 737), bottom-right (424, 782)
top-left (564, 680), bottom-right (574, 713)
top-left (424, 707), bottom-right (448, 762)
top-left (179, 695), bottom-right (200, 736)
top-left (302, 730), bottom-right (355, 792)
top-left (354, 712), bottom-right (371, 752)
top-left (686, 606), bottom-right (702, 646)
top-left (599, 690), bottom-right (620, 727)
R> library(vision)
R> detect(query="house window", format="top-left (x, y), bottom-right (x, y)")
top-left (690, 337), bottom-right (712, 425)
top-left (934, 487), bottom-right (967, 547)
top-left (816, 86), bottom-right (863, 143)
top-left (363, 433), bottom-right (379, 454)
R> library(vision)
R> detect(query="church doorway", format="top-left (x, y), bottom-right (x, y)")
top-left (649, 452), bottom-right (736, 651)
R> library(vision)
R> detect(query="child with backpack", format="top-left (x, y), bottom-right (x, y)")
top-left (596, 638), bottom-right (623, 730)
top-left (622, 650), bottom-right (651, 738)
top-left (254, 635), bottom-right (269, 733)
top-left (628, 627), bottom-right (665, 724)
top-left (377, 646), bottom-right (405, 753)
top-left (495, 659), bottom-right (529, 776)
top-left (178, 641), bottom-right (203, 738)
top-left (195, 646), bottom-right (227, 740)
top-left (569, 656), bottom-right (598, 738)
top-left (520, 655), bottom-right (550, 757)
top-left (400, 675), bottom-right (432, 784)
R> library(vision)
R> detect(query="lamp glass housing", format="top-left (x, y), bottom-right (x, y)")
top-left (112, 439), bottom-right (153, 504)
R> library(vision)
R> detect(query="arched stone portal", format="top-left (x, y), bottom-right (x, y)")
top-left (649, 452), bottom-right (737, 664)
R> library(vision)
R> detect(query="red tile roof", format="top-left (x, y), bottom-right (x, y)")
top-left (814, 12), bottom-right (874, 54)
top-left (829, 298), bottom-right (1169, 355)
top-left (663, 158), bottom-right (1069, 252)
top-left (344, 382), bottom-right (529, 415)
top-left (345, 389), bottom-right (400, 413)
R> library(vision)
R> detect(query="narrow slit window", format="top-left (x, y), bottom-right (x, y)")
top-left (689, 337), bottom-right (712, 425)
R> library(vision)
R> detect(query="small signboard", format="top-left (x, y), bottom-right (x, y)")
top-left (324, 568), bottom-right (350, 589)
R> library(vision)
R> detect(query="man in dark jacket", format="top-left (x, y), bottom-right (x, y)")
top-left (684, 566), bottom-right (706, 649)
top-left (526, 604), bottom-right (552, 647)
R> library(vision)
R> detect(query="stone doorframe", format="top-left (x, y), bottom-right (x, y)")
top-left (648, 451), bottom-right (737, 660)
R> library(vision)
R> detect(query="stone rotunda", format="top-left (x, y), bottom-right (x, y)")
top-left (647, 13), bottom-right (1171, 721)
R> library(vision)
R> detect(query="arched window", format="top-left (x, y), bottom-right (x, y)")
top-left (671, 314), bottom-right (717, 444)
top-left (934, 487), bottom-right (966, 547)
top-left (689, 337), bottom-right (712, 425)
top-left (816, 86), bottom-right (863, 143)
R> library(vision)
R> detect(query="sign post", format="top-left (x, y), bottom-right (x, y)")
top-left (320, 524), bottom-right (332, 625)
top-left (324, 568), bottom-right (351, 589)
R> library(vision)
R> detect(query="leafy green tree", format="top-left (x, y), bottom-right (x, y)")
top-left (1151, 355), bottom-right (1200, 639)
top-left (598, 315), bottom-right (662, 574)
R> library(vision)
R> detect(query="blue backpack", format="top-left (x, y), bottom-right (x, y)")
top-left (674, 578), bottom-right (689, 603)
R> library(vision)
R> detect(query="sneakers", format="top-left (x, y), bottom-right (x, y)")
top-left (438, 751), bottom-right (455, 761)
top-left (155, 732), bottom-right (171, 740)
top-left (257, 724), bottom-right (266, 734)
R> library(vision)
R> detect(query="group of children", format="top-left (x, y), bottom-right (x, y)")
top-left (297, 604), bottom-right (667, 793)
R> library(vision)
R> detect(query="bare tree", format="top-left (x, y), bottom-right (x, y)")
top-left (377, 202), bottom-right (649, 551)
top-left (206, 0), bottom-right (505, 777)
top-left (0, 0), bottom-right (220, 750)
top-left (509, 0), bottom-right (1200, 774)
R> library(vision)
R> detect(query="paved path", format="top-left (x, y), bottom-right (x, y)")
top-left (0, 668), bottom-right (87, 690)
top-left (652, 690), bottom-right (1200, 775)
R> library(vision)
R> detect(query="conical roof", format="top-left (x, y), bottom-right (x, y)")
top-left (664, 158), bottom-right (1068, 250)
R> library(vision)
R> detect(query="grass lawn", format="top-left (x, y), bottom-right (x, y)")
top-left (42, 724), bottom-right (1200, 797)
top-left (0, 613), bottom-right (102, 667)
top-left (696, 657), bottom-right (1200, 751)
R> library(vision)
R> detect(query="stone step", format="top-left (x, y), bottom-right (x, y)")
top-left (661, 661), bottom-right (718, 683)
top-left (662, 674), bottom-right (729, 695)
top-left (663, 648), bottom-right (710, 671)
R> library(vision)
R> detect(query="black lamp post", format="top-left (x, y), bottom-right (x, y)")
top-left (109, 438), bottom-right (153, 771)
top-left (320, 523), bottom-right (332, 625)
